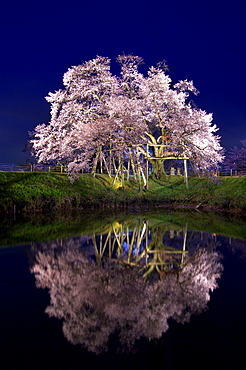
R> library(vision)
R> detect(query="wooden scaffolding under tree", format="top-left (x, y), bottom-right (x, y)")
top-left (91, 142), bottom-right (189, 190)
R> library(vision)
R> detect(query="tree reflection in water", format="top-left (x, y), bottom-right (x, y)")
top-left (30, 219), bottom-right (223, 354)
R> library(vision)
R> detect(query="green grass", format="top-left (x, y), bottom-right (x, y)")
top-left (0, 171), bottom-right (246, 213)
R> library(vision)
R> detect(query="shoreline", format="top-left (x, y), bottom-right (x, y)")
top-left (1, 172), bottom-right (246, 215)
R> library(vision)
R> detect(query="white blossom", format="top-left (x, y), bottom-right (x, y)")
top-left (29, 55), bottom-right (224, 175)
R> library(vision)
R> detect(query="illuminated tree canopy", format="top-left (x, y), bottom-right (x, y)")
top-left (29, 55), bottom-right (224, 178)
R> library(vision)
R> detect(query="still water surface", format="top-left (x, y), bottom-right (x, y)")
top-left (0, 210), bottom-right (246, 369)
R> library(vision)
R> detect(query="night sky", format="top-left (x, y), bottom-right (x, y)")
top-left (1, 0), bottom-right (246, 164)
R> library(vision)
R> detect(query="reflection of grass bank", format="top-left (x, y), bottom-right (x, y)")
top-left (0, 172), bottom-right (246, 214)
top-left (1, 208), bottom-right (246, 247)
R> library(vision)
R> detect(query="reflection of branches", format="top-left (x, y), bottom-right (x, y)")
top-left (225, 236), bottom-right (246, 259)
top-left (30, 228), bottom-right (223, 354)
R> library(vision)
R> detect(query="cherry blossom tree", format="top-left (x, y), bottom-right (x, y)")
top-left (223, 140), bottom-right (246, 173)
top-left (29, 55), bottom-right (224, 178)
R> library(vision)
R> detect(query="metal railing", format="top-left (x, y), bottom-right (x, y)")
top-left (0, 163), bottom-right (246, 177)
top-left (0, 163), bottom-right (66, 173)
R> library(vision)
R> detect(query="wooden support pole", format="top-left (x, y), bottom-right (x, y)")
top-left (184, 158), bottom-right (188, 189)
top-left (146, 143), bottom-right (149, 189)
top-left (127, 159), bottom-right (130, 181)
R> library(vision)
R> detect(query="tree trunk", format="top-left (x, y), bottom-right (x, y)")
top-left (149, 158), bottom-right (166, 179)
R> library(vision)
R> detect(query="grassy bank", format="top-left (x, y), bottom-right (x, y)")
top-left (1, 171), bottom-right (246, 214)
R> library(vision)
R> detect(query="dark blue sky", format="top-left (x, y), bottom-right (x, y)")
top-left (1, 0), bottom-right (246, 163)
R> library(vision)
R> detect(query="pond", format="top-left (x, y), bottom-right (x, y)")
top-left (0, 209), bottom-right (246, 369)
